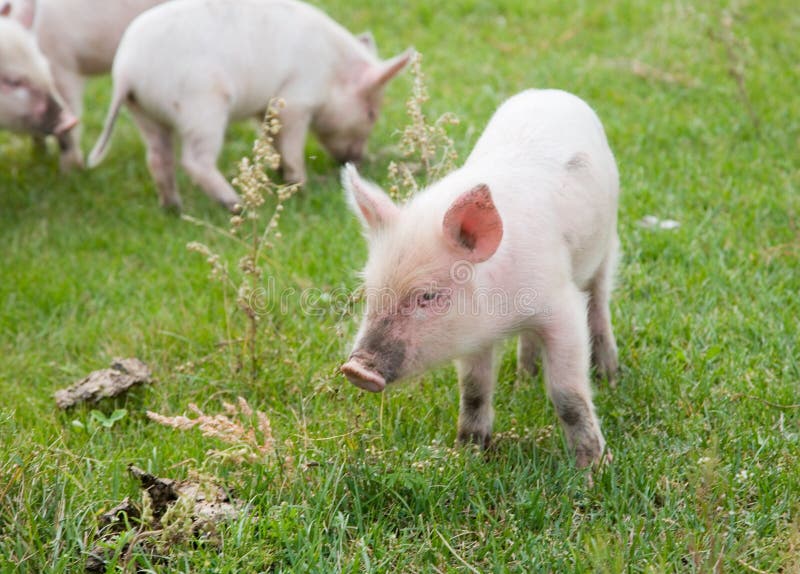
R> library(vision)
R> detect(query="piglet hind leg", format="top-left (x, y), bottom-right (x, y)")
top-left (31, 134), bottom-right (48, 158)
top-left (130, 108), bottom-right (180, 212)
top-left (455, 346), bottom-right (497, 449)
top-left (541, 286), bottom-right (607, 468)
top-left (588, 237), bottom-right (620, 385)
top-left (517, 331), bottom-right (542, 381)
top-left (178, 107), bottom-right (241, 212)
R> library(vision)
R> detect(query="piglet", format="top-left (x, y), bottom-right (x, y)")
top-left (88, 0), bottom-right (411, 211)
top-left (341, 89), bottom-right (620, 468)
top-left (0, 11), bottom-right (77, 140)
top-left (1, 0), bottom-right (168, 169)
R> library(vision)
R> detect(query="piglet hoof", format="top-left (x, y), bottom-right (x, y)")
top-left (225, 201), bottom-right (243, 215)
top-left (573, 435), bottom-right (608, 470)
top-left (515, 363), bottom-right (539, 387)
top-left (594, 364), bottom-right (619, 388)
top-left (32, 136), bottom-right (48, 157)
top-left (281, 168), bottom-right (306, 187)
top-left (456, 429), bottom-right (492, 451)
top-left (59, 151), bottom-right (85, 173)
top-left (159, 197), bottom-right (183, 216)
top-left (592, 346), bottom-right (619, 387)
top-left (584, 450), bottom-right (613, 488)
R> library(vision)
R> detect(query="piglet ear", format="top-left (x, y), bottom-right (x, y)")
top-left (342, 163), bottom-right (399, 230)
top-left (8, 0), bottom-right (36, 28)
top-left (442, 184), bottom-right (503, 263)
top-left (362, 48), bottom-right (413, 92)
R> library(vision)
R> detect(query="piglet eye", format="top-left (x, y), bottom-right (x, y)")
top-left (2, 78), bottom-right (23, 89)
top-left (416, 291), bottom-right (438, 308)
top-left (367, 109), bottom-right (377, 122)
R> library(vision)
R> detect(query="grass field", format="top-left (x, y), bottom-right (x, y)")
top-left (1, 0), bottom-right (799, 571)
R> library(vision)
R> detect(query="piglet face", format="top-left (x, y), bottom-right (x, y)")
top-left (340, 166), bottom-right (504, 392)
top-left (313, 91), bottom-right (377, 164)
top-left (342, 279), bottom-right (459, 391)
top-left (0, 18), bottom-right (77, 136)
top-left (0, 75), bottom-right (41, 131)
top-left (0, 77), bottom-right (74, 135)
top-left (313, 50), bottom-right (412, 164)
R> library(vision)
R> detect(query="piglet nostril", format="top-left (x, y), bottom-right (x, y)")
top-left (32, 97), bottom-right (49, 120)
top-left (53, 112), bottom-right (79, 135)
top-left (341, 359), bottom-right (386, 393)
top-left (337, 153), bottom-right (362, 165)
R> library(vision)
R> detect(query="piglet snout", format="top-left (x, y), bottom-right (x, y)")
top-left (341, 358), bottom-right (386, 393)
top-left (53, 111), bottom-right (79, 135)
top-left (332, 142), bottom-right (366, 165)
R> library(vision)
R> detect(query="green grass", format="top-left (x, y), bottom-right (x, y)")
top-left (1, 0), bottom-right (799, 571)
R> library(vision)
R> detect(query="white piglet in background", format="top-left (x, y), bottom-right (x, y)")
top-left (89, 0), bottom-right (411, 211)
top-left (1, 0), bottom-right (170, 169)
top-left (341, 89), bottom-right (620, 469)
top-left (0, 7), bottom-right (77, 141)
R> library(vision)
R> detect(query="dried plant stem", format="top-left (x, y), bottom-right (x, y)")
top-left (387, 51), bottom-right (460, 202)
top-left (122, 528), bottom-right (162, 573)
top-left (187, 98), bottom-right (298, 382)
top-left (181, 214), bottom-right (250, 249)
top-left (709, 7), bottom-right (760, 132)
top-left (222, 284), bottom-right (235, 374)
top-left (147, 397), bottom-right (277, 465)
top-left (723, 39), bottom-right (760, 131)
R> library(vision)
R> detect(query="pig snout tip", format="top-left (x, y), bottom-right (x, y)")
top-left (53, 113), bottom-right (79, 136)
top-left (340, 360), bottom-right (386, 393)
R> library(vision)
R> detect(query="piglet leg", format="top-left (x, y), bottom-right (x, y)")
top-left (517, 331), bottom-right (542, 379)
top-left (455, 346), bottom-right (497, 449)
top-left (542, 286), bottom-right (607, 468)
top-left (53, 69), bottom-right (86, 171)
top-left (131, 107), bottom-right (179, 211)
top-left (275, 105), bottom-right (311, 185)
top-left (588, 237), bottom-right (620, 385)
top-left (179, 107), bottom-right (241, 212)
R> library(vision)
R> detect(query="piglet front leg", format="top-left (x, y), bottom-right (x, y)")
top-left (455, 346), bottom-right (497, 449)
top-left (276, 106), bottom-right (311, 185)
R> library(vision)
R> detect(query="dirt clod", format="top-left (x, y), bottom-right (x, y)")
top-left (55, 358), bottom-right (152, 409)
top-left (85, 465), bottom-right (243, 572)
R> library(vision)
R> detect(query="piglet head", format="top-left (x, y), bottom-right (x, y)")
top-left (313, 49), bottom-right (412, 164)
top-left (340, 165), bottom-right (504, 392)
top-left (0, 13), bottom-right (77, 136)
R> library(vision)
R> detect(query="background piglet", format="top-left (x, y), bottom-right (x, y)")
top-left (341, 89), bottom-right (620, 469)
top-left (88, 0), bottom-right (411, 211)
top-left (1, 0), bottom-right (170, 169)
top-left (0, 11), bottom-right (76, 139)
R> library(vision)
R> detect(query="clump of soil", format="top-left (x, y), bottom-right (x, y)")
top-left (55, 358), bottom-right (152, 409)
top-left (85, 464), bottom-right (243, 572)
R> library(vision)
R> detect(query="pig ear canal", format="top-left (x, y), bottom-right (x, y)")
top-left (364, 49), bottom-right (414, 92)
top-left (342, 163), bottom-right (398, 230)
top-left (443, 184), bottom-right (503, 263)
